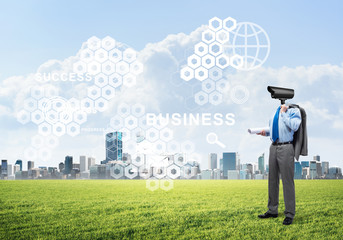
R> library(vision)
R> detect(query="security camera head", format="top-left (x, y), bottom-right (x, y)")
top-left (267, 86), bottom-right (294, 104)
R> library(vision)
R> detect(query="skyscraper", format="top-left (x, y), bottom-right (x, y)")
top-left (309, 161), bottom-right (317, 179)
top-left (104, 132), bottom-right (123, 164)
top-left (1, 160), bottom-right (8, 178)
top-left (221, 152), bottom-right (238, 179)
top-left (15, 159), bottom-right (22, 171)
top-left (80, 156), bottom-right (87, 172)
top-left (28, 161), bottom-right (34, 170)
top-left (258, 153), bottom-right (265, 174)
top-left (208, 153), bottom-right (217, 169)
top-left (88, 157), bottom-right (95, 170)
top-left (321, 161), bottom-right (329, 176)
top-left (313, 155), bottom-right (320, 162)
top-left (64, 156), bottom-right (73, 174)
top-left (294, 162), bottom-right (302, 179)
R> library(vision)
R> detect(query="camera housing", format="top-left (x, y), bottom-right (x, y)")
top-left (267, 86), bottom-right (294, 104)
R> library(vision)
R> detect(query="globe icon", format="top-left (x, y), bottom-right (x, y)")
top-left (225, 22), bottom-right (270, 71)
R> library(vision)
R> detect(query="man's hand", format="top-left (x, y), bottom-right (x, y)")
top-left (280, 104), bottom-right (288, 113)
top-left (257, 130), bottom-right (266, 136)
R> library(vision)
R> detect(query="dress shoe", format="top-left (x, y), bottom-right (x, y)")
top-left (258, 212), bottom-right (278, 218)
top-left (283, 217), bottom-right (293, 225)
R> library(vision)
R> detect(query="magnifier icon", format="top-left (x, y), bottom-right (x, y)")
top-left (206, 132), bottom-right (226, 148)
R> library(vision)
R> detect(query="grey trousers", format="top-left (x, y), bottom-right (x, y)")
top-left (267, 143), bottom-right (295, 219)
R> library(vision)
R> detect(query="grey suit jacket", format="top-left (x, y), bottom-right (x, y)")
top-left (289, 104), bottom-right (308, 160)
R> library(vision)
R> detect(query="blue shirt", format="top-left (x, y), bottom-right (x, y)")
top-left (266, 107), bottom-right (302, 143)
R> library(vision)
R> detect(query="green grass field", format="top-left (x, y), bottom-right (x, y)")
top-left (0, 180), bottom-right (342, 239)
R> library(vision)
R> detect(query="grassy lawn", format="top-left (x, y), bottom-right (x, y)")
top-left (0, 180), bottom-right (342, 239)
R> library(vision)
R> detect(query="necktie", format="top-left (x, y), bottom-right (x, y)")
top-left (272, 106), bottom-right (281, 142)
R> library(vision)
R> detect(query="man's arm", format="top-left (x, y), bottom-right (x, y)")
top-left (280, 107), bottom-right (301, 132)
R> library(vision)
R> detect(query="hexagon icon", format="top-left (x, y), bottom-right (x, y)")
top-left (51, 98), bottom-right (67, 113)
top-left (181, 140), bottom-right (195, 153)
top-left (52, 122), bottom-right (66, 137)
top-left (73, 110), bottom-right (88, 125)
top-left (209, 66), bottom-right (223, 81)
top-left (216, 79), bottom-right (230, 93)
top-left (209, 91), bottom-right (223, 106)
top-left (216, 54), bottom-right (230, 69)
top-left (202, 29), bottom-right (216, 44)
top-left (123, 73), bottom-right (136, 87)
top-left (230, 54), bottom-right (244, 69)
top-left (31, 110), bottom-right (45, 125)
top-left (209, 17), bottom-right (223, 32)
top-left (73, 61), bottom-right (87, 74)
top-left (23, 98), bottom-right (38, 112)
top-left (59, 110), bottom-right (73, 125)
top-left (160, 179), bottom-right (174, 191)
top-left (108, 73), bottom-right (123, 88)
top-left (146, 179), bottom-right (159, 191)
top-left (17, 109), bottom-right (30, 124)
top-left (94, 73), bottom-right (109, 88)
top-left (138, 116), bottom-right (149, 130)
top-left (209, 42), bottom-right (223, 56)
top-left (30, 86), bottom-right (45, 100)
top-left (223, 17), bottom-right (237, 32)
top-left (79, 49), bottom-right (94, 63)
top-left (132, 155), bottom-right (144, 167)
top-left (166, 164), bottom-right (181, 179)
top-left (24, 147), bottom-right (37, 161)
top-left (66, 122), bottom-right (80, 137)
top-left (31, 135), bottom-right (45, 149)
top-left (123, 48), bottom-right (136, 63)
top-left (131, 103), bottom-right (145, 118)
top-left (187, 54), bottom-right (201, 69)
top-left (80, 98), bottom-right (94, 114)
top-left (153, 166), bottom-right (166, 179)
top-left (216, 29), bottom-right (230, 44)
top-left (101, 61), bottom-right (116, 76)
top-left (201, 79), bottom-right (216, 93)
top-left (102, 85), bottom-right (115, 100)
top-left (180, 66), bottom-right (194, 81)
top-left (153, 140), bottom-right (167, 154)
top-left (124, 164), bottom-right (138, 179)
top-left (94, 98), bottom-right (108, 112)
top-left (130, 61), bottom-right (143, 75)
top-left (94, 48), bottom-right (108, 63)
top-left (194, 67), bottom-right (209, 81)
top-left (38, 147), bottom-right (52, 161)
top-left (117, 103), bottom-right (130, 118)
top-left (167, 140), bottom-right (180, 153)
top-left (45, 109), bottom-right (59, 124)
top-left (116, 61), bottom-right (130, 75)
top-left (174, 154), bottom-right (186, 167)
top-left (87, 86), bottom-right (101, 100)
top-left (182, 164), bottom-right (193, 179)
top-left (159, 127), bottom-right (173, 142)
top-left (194, 42), bottom-right (209, 57)
top-left (45, 135), bottom-right (59, 148)
top-left (146, 128), bottom-right (159, 142)
top-left (108, 48), bottom-right (122, 63)
top-left (110, 164), bottom-right (124, 179)
top-left (110, 115), bottom-right (123, 129)
top-left (201, 54), bottom-right (216, 69)
top-left (139, 166), bottom-right (151, 179)
top-left (44, 85), bottom-right (59, 98)
top-left (67, 98), bottom-right (80, 110)
top-left (38, 122), bottom-right (52, 136)
top-left (194, 91), bottom-right (208, 105)
top-left (87, 36), bottom-right (101, 51)
top-left (87, 61), bottom-right (101, 75)
top-left (101, 36), bottom-right (116, 51)
top-left (124, 115), bottom-right (138, 130)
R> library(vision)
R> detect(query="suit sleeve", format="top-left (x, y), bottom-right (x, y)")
top-left (280, 108), bottom-right (301, 132)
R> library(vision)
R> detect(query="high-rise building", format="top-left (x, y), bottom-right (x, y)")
top-left (1, 160), bottom-right (8, 178)
top-left (227, 170), bottom-right (239, 180)
top-left (7, 164), bottom-right (13, 176)
top-left (200, 170), bottom-right (212, 179)
top-left (208, 153), bottom-right (217, 170)
top-left (58, 162), bottom-right (64, 172)
top-left (328, 167), bottom-right (342, 179)
top-left (64, 156), bottom-right (73, 174)
top-left (28, 161), bottom-right (34, 170)
top-left (321, 161), bottom-right (329, 176)
top-left (313, 155), bottom-right (320, 162)
top-left (104, 132), bottom-right (123, 164)
top-left (309, 161), bottom-right (317, 179)
top-left (302, 167), bottom-right (310, 179)
top-left (258, 153), bottom-right (265, 174)
top-left (15, 160), bottom-right (22, 171)
top-left (80, 156), bottom-right (87, 172)
top-left (88, 157), bottom-right (95, 170)
top-left (301, 161), bottom-right (309, 168)
top-left (13, 164), bottom-right (21, 174)
top-left (294, 162), bottom-right (302, 179)
top-left (316, 162), bottom-right (322, 178)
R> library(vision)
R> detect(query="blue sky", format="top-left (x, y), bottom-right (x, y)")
top-left (0, 0), bottom-right (343, 80)
top-left (1, 1), bottom-right (343, 170)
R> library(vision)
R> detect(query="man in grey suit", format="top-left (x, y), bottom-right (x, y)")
top-left (257, 104), bottom-right (301, 225)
